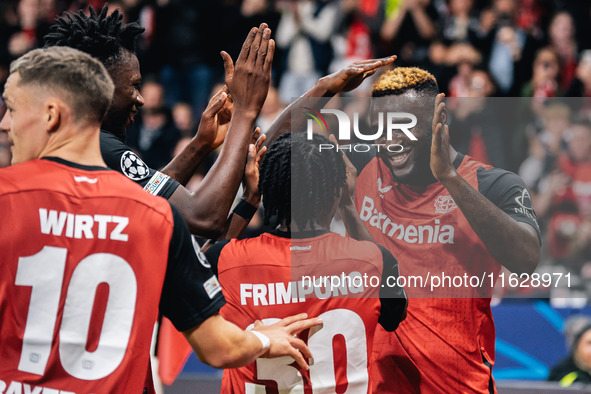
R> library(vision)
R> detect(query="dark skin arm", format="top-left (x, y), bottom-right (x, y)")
top-left (167, 24), bottom-right (275, 238)
top-left (222, 133), bottom-right (266, 240)
top-left (161, 86), bottom-right (233, 185)
top-left (201, 132), bottom-right (266, 252)
top-left (264, 56), bottom-right (396, 147)
top-left (431, 94), bottom-right (540, 275)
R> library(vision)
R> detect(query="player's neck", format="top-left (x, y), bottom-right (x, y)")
top-left (39, 124), bottom-right (106, 167)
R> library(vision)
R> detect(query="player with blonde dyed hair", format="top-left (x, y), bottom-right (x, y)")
top-left (371, 67), bottom-right (438, 97)
top-left (264, 63), bottom-right (542, 392)
top-left (356, 67), bottom-right (541, 393)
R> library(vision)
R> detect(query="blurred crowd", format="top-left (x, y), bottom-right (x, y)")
top-left (1, 0), bottom-right (591, 300)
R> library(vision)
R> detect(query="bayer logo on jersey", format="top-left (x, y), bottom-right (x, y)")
top-left (120, 151), bottom-right (150, 181)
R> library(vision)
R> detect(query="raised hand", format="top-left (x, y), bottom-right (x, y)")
top-left (221, 23), bottom-right (275, 116)
top-left (195, 86), bottom-right (234, 151)
top-left (252, 313), bottom-right (322, 370)
top-left (318, 56), bottom-right (396, 95)
top-left (242, 129), bottom-right (267, 205)
top-left (430, 93), bottom-right (456, 182)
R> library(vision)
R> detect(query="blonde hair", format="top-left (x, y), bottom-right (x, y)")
top-left (372, 67), bottom-right (439, 97)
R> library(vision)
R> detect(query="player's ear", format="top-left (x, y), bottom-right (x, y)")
top-left (45, 99), bottom-right (61, 133)
top-left (440, 105), bottom-right (448, 125)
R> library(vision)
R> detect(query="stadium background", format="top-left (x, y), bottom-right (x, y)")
top-left (1, 0), bottom-right (591, 392)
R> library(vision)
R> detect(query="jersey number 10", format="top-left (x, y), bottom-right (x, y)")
top-left (15, 246), bottom-right (137, 380)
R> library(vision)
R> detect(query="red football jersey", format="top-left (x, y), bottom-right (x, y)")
top-left (212, 232), bottom-right (388, 393)
top-left (0, 158), bottom-right (173, 393)
top-left (353, 152), bottom-right (539, 393)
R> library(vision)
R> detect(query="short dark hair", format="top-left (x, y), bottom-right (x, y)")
top-left (44, 5), bottom-right (145, 68)
top-left (259, 133), bottom-right (346, 230)
top-left (11, 47), bottom-right (114, 124)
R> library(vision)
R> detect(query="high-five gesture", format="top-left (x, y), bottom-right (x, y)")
top-left (221, 23), bottom-right (275, 115)
top-left (318, 56), bottom-right (397, 95)
top-left (197, 86), bottom-right (233, 150)
top-left (161, 24), bottom-right (277, 238)
top-left (242, 129), bottom-right (267, 206)
top-left (264, 55), bottom-right (396, 146)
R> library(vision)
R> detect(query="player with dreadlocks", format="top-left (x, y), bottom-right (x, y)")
top-left (40, 5), bottom-right (276, 389)
top-left (258, 133), bottom-right (347, 229)
top-left (204, 132), bottom-right (407, 393)
top-left (0, 45), bottom-right (323, 394)
top-left (44, 5), bottom-right (270, 239)
top-left (265, 64), bottom-right (542, 392)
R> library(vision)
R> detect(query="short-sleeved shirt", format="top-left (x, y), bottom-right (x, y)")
top-left (0, 157), bottom-right (224, 393)
top-left (347, 148), bottom-right (540, 393)
top-left (205, 230), bottom-right (407, 393)
top-left (100, 130), bottom-right (180, 198)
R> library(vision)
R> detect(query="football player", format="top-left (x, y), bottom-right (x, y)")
top-left (0, 46), bottom-right (319, 394)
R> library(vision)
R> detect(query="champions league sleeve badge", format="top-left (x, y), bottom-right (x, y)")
top-left (120, 151), bottom-right (150, 181)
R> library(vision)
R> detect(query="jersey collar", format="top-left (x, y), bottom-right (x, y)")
top-left (271, 229), bottom-right (331, 239)
top-left (42, 156), bottom-right (110, 172)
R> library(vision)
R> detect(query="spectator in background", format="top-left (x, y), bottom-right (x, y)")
top-left (547, 11), bottom-right (578, 93)
top-left (332, 0), bottom-right (383, 69)
top-left (482, 0), bottom-right (540, 96)
top-left (275, 0), bottom-right (339, 105)
top-left (151, 0), bottom-right (225, 118)
top-left (567, 122), bottom-right (591, 264)
top-left (572, 215), bottom-right (591, 268)
top-left (440, 0), bottom-right (480, 45)
top-left (515, 0), bottom-right (547, 39)
top-left (533, 120), bottom-right (591, 268)
top-left (379, 0), bottom-right (438, 66)
top-left (559, 0), bottom-right (591, 55)
top-left (3, 0), bottom-right (51, 61)
top-left (567, 50), bottom-right (591, 98)
top-left (449, 69), bottom-right (513, 169)
top-left (444, 44), bottom-right (482, 95)
top-left (220, 0), bottom-right (280, 76)
top-left (172, 102), bottom-right (195, 138)
top-left (422, 0), bottom-right (483, 95)
top-left (519, 101), bottom-right (571, 190)
top-left (521, 47), bottom-right (561, 97)
top-left (548, 315), bottom-right (591, 386)
top-left (126, 80), bottom-right (181, 170)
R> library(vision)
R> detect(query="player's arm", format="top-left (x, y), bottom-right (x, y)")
top-left (161, 87), bottom-right (233, 185)
top-left (431, 94), bottom-right (541, 275)
top-left (377, 245), bottom-right (407, 331)
top-left (166, 24), bottom-right (274, 238)
top-left (264, 56), bottom-right (397, 147)
top-left (214, 132), bottom-right (266, 244)
top-left (182, 313), bottom-right (319, 369)
top-left (162, 205), bottom-right (319, 370)
top-left (201, 132), bottom-right (265, 252)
